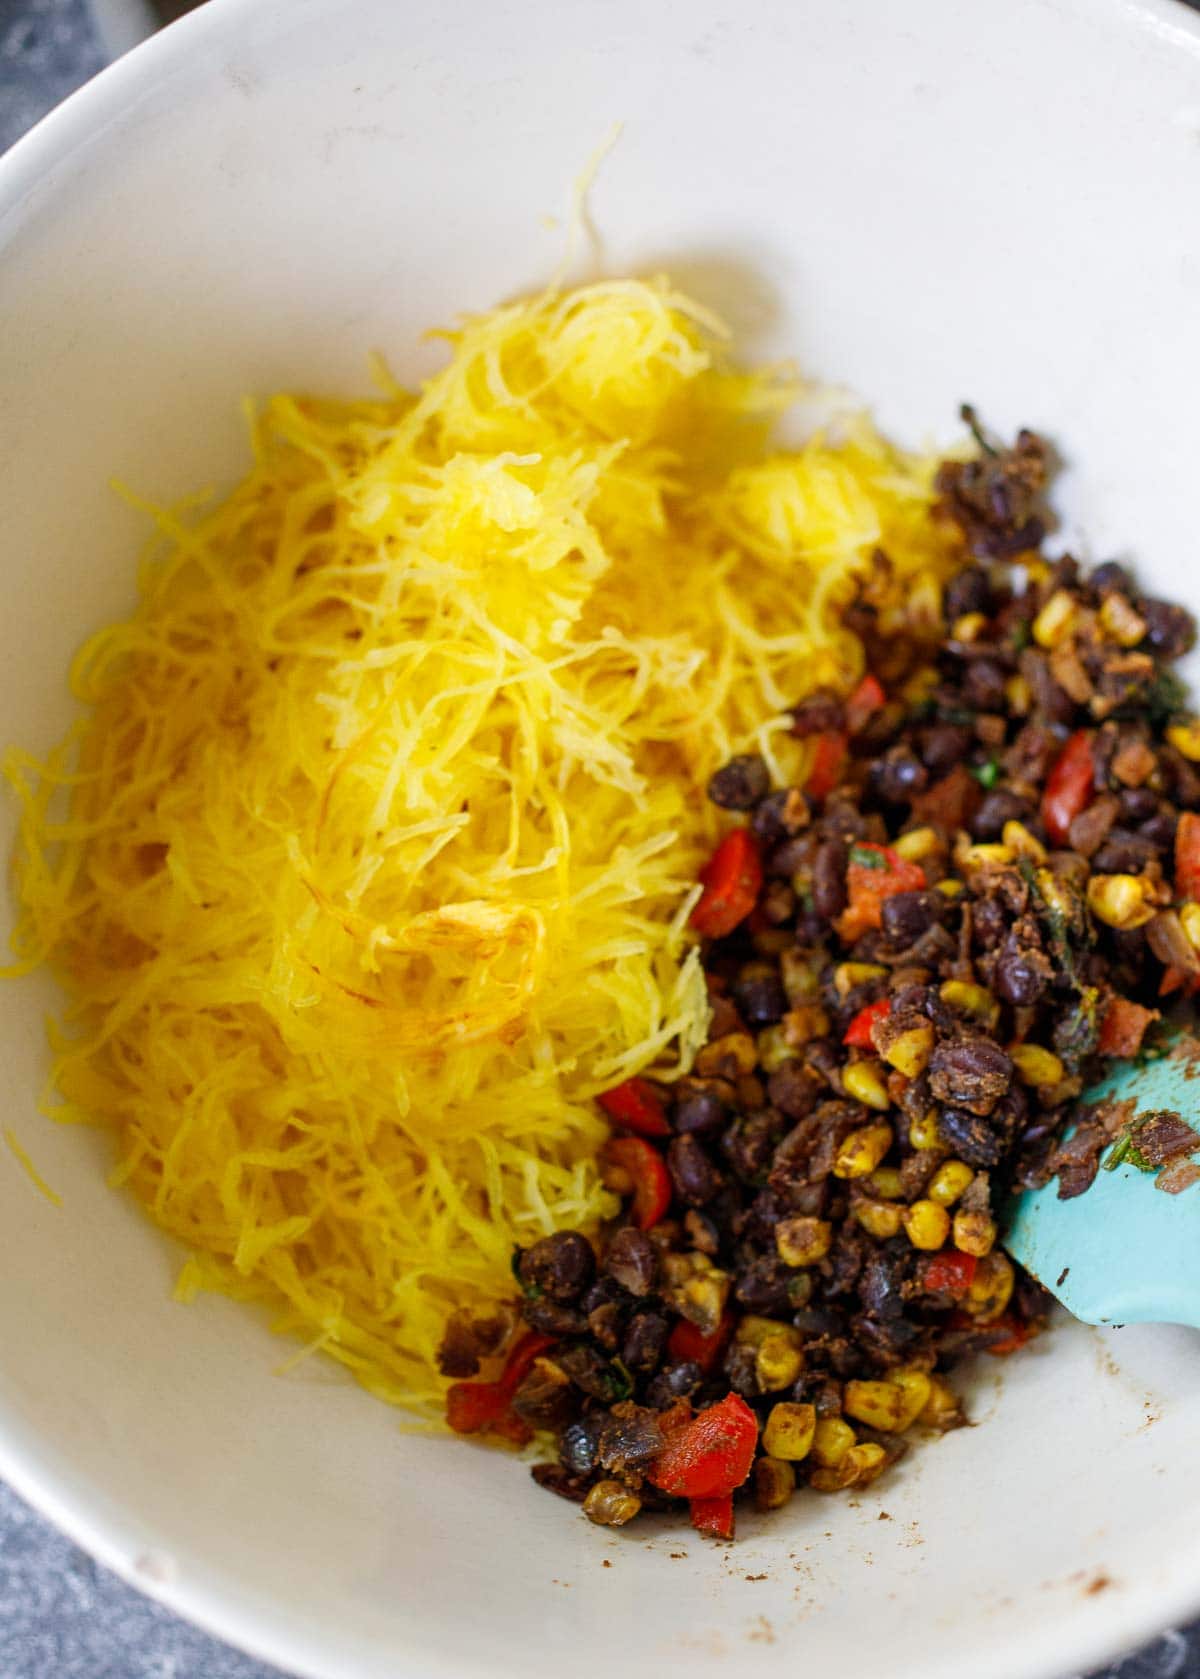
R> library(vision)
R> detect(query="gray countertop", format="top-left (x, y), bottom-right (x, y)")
top-left (2, 4), bottom-right (1200, 1677)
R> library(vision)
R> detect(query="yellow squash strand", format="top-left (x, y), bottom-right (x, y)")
top-left (4, 278), bottom-right (955, 1414)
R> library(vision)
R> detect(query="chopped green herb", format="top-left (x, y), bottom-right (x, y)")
top-left (960, 403), bottom-right (997, 458)
top-left (1052, 985), bottom-right (1100, 1069)
top-left (511, 1246), bottom-right (541, 1298)
top-left (1010, 619), bottom-right (1031, 652)
top-left (609, 1357), bottom-right (634, 1402)
top-left (970, 758), bottom-right (1001, 789)
top-left (849, 845), bottom-right (887, 869)
top-left (1103, 1133), bottom-right (1133, 1171)
top-left (941, 706), bottom-right (976, 726)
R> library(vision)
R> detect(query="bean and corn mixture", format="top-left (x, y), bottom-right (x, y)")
top-left (440, 416), bottom-right (1200, 1540)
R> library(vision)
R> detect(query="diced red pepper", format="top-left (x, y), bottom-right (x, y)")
top-left (691, 829), bottom-right (763, 940)
top-left (668, 1312), bottom-right (734, 1374)
top-left (1176, 811), bottom-right (1200, 901)
top-left (843, 996), bottom-right (891, 1047)
top-left (689, 1492), bottom-right (735, 1540)
top-left (647, 1392), bottom-right (759, 1499)
top-left (836, 844), bottom-right (926, 943)
top-left (606, 1135), bottom-right (672, 1231)
top-left (597, 1077), bottom-right (670, 1137)
top-left (1160, 964), bottom-right (1200, 999)
top-left (922, 1249), bottom-right (978, 1295)
top-left (983, 1314), bottom-right (1031, 1357)
top-left (805, 731), bottom-right (848, 801)
top-left (1041, 730), bottom-right (1094, 847)
top-left (845, 673), bottom-right (886, 734)
top-left (1097, 995), bottom-right (1160, 1057)
top-left (444, 1331), bottom-right (552, 1442)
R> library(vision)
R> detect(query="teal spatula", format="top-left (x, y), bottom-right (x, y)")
top-left (1005, 1035), bottom-right (1200, 1329)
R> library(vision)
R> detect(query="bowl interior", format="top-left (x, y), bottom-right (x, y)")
top-left (2, 2), bottom-right (1200, 1677)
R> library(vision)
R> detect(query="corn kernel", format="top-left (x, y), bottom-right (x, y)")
top-left (754, 1455), bottom-right (796, 1511)
top-left (756, 1331), bottom-right (806, 1392)
top-left (583, 1480), bottom-right (642, 1526)
top-left (736, 1315), bottom-right (791, 1347)
top-left (776, 1216), bottom-right (833, 1267)
top-left (867, 1165), bottom-right (903, 1200)
top-left (908, 1110), bottom-right (943, 1150)
top-left (840, 1065), bottom-right (891, 1115)
top-left (756, 1026), bottom-right (795, 1072)
top-left (811, 1416), bottom-right (856, 1468)
top-left (953, 1209), bottom-right (997, 1257)
top-left (1181, 903), bottom-right (1200, 950)
top-left (696, 1031), bottom-right (758, 1078)
top-left (1099, 592), bottom-right (1148, 647)
top-left (1032, 589), bottom-right (1077, 649)
top-left (1167, 720), bottom-right (1200, 763)
top-left (939, 979), bottom-right (1000, 1029)
top-left (854, 1199), bottom-right (904, 1239)
top-left (918, 1374), bottom-right (964, 1431)
top-left (927, 1159), bottom-right (974, 1207)
top-left (844, 1441), bottom-right (888, 1485)
top-left (901, 664), bottom-right (940, 707)
top-left (935, 878), bottom-right (965, 899)
top-left (961, 843), bottom-right (1014, 871)
top-left (881, 1021), bottom-right (934, 1078)
top-left (1002, 820), bottom-right (1047, 863)
top-left (892, 826), bottom-right (940, 863)
top-left (780, 948), bottom-right (821, 1003)
top-left (890, 1367), bottom-right (934, 1429)
top-left (809, 1461), bottom-right (856, 1493)
top-left (1004, 673), bottom-right (1031, 715)
top-left (1087, 872), bottom-right (1157, 930)
top-left (1009, 1042), bottom-right (1064, 1087)
top-left (763, 1401), bottom-right (817, 1461)
top-left (902, 1198), bottom-right (952, 1250)
top-left (952, 611), bottom-right (988, 642)
top-left (834, 1120), bottom-right (893, 1176)
top-left (781, 1004), bottom-right (831, 1046)
top-left (1023, 558), bottom-right (1052, 586)
top-left (966, 1250), bottom-right (1015, 1320)
top-left (833, 962), bottom-right (888, 999)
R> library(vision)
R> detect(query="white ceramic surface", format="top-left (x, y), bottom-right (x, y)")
top-left (2, 2), bottom-right (1200, 1676)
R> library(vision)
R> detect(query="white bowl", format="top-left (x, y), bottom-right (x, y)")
top-left (3, 2), bottom-right (1200, 1675)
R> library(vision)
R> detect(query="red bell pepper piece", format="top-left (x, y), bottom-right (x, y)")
top-left (667, 1312), bottom-right (734, 1374)
top-left (691, 828), bottom-right (762, 939)
top-left (597, 1077), bottom-right (670, 1137)
top-left (983, 1314), bottom-right (1031, 1357)
top-left (1160, 964), bottom-right (1200, 999)
top-left (647, 1392), bottom-right (759, 1499)
top-left (1041, 730), bottom-right (1094, 847)
top-left (1176, 811), bottom-right (1200, 901)
top-left (922, 1249), bottom-right (978, 1295)
top-left (690, 1492), bottom-right (735, 1540)
top-left (836, 844), bottom-right (926, 943)
top-left (843, 996), bottom-right (891, 1047)
top-left (1097, 995), bottom-right (1159, 1057)
top-left (805, 731), bottom-right (848, 801)
top-left (845, 673), bottom-right (886, 734)
top-left (444, 1331), bottom-right (552, 1442)
top-left (606, 1135), bottom-right (672, 1231)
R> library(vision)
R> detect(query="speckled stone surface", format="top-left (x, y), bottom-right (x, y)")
top-left (3, 3), bottom-right (1200, 1677)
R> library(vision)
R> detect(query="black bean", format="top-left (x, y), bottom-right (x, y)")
top-left (598, 1405), bottom-right (666, 1472)
top-left (644, 1361), bottom-right (703, 1408)
top-left (559, 1415), bottom-right (603, 1475)
top-left (1090, 562), bottom-right (1131, 596)
top-left (858, 1248), bottom-right (907, 1319)
top-left (603, 1226), bottom-right (657, 1296)
top-left (853, 1312), bottom-right (923, 1369)
top-left (672, 1085), bottom-right (727, 1135)
top-left (963, 658), bottom-right (1007, 712)
top-left (1138, 809), bottom-right (1178, 853)
top-left (919, 723), bottom-right (971, 773)
top-left (791, 690), bottom-right (845, 736)
top-left (768, 834), bottom-right (814, 878)
top-left (751, 790), bottom-right (792, 844)
top-left (621, 1312), bottom-right (669, 1373)
top-left (928, 1038), bottom-right (1013, 1116)
top-left (1118, 786), bottom-right (1159, 823)
top-left (994, 935), bottom-right (1052, 1005)
top-left (667, 1134), bottom-right (720, 1205)
top-left (793, 1374), bottom-right (844, 1418)
top-left (1092, 829), bottom-right (1158, 874)
top-left (512, 1365), bottom-right (576, 1427)
top-left (522, 1298), bottom-right (588, 1336)
top-left (767, 1060), bottom-right (820, 1120)
top-left (554, 1343), bottom-right (619, 1401)
top-left (531, 1463), bottom-right (592, 1503)
top-left (937, 1106), bottom-right (1005, 1168)
top-left (944, 566), bottom-right (992, 622)
top-left (733, 1254), bottom-right (795, 1313)
top-left (971, 787), bottom-right (1031, 840)
top-left (880, 888), bottom-right (940, 947)
top-left (812, 837), bottom-right (848, 920)
top-left (587, 1300), bottom-right (626, 1351)
top-left (517, 1231), bottom-right (596, 1302)
top-left (872, 745), bottom-right (929, 804)
top-left (733, 962), bottom-right (788, 1026)
top-left (707, 754), bottom-right (771, 810)
top-left (1141, 598), bottom-right (1195, 658)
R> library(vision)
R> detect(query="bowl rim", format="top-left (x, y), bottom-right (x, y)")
top-left (4, 2), bottom-right (1200, 1677)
